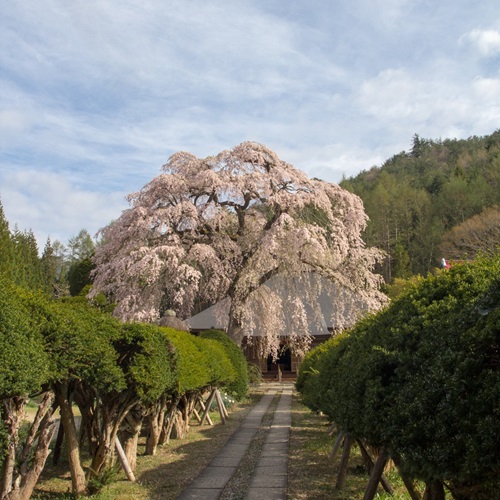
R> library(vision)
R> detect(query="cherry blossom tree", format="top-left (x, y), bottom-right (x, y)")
top-left (90, 142), bottom-right (386, 355)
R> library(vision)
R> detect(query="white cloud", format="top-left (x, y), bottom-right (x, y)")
top-left (460, 28), bottom-right (500, 57)
top-left (2, 0), bottom-right (500, 245)
top-left (0, 169), bottom-right (128, 249)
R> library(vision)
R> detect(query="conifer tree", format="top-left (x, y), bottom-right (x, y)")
top-left (0, 200), bottom-right (15, 281)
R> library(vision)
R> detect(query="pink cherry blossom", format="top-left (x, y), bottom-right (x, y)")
top-left (90, 142), bottom-right (387, 353)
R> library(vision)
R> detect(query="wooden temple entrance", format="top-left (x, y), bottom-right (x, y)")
top-left (242, 334), bottom-right (332, 380)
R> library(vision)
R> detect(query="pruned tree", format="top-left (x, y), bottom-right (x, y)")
top-left (91, 142), bottom-right (386, 354)
top-left (0, 281), bottom-right (55, 500)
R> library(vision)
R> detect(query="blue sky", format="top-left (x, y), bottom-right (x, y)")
top-left (1, 0), bottom-right (499, 249)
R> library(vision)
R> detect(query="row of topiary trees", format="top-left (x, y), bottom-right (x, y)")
top-left (0, 278), bottom-right (248, 499)
top-left (297, 254), bottom-right (500, 499)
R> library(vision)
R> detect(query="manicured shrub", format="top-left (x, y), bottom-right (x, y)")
top-left (200, 329), bottom-right (248, 400)
top-left (161, 328), bottom-right (211, 394)
top-left (0, 281), bottom-right (49, 399)
top-left (299, 255), bottom-right (500, 496)
top-left (295, 335), bottom-right (340, 413)
top-left (192, 334), bottom-right (235, 389)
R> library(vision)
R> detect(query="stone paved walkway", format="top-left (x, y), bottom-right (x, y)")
top-left (177, 383), bottom-right (293, 500)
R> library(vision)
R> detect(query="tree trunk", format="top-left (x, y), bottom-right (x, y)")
top-left (73, 383), bottom-right (99, 457)
top-left (10, 412), bottom-right (58, 500)
top-left (423, 481), bottom-right (445, 500)
top-left (160, 396), bottom-right (180, 444)
top-left (119, 405), bottom-right (145, 471)
top-left (145, 396), bottom-right (167, 456)
top-left (56, 381), bottom-right (86, 495)
top-left (0, 397), bottom-right (25, 499)
top-left (89, 422), bottom-right (115, 478)
top-left (1, 394), bottom-right (58, 500)
top-left (88, 395), bottom-right (139, 478)
top-left (170, 412), bottom-right (185, 440)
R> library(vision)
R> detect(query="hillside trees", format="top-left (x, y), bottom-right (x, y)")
top-left (91, 142), bottom-right (386, 355)
top-left (0, 197), bottom-right (96, 296)
top-left (440, 205), bottom-right (500, 259)
top-left (341, 130), bottom-right (500, 281)
top-left (0, 201), bottom-right (15, 281)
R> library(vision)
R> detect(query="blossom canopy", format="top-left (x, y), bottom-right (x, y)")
top-left (90, 142), bottom-right (386, 353)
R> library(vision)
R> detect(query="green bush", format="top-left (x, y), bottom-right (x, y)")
top-left (299, 255), bottom-right (500, 496)
top-left (295, 335), bottom-right (341, 413)
top-left (192, 335), bottom-right (235, 389)
top-left (0, 281), bottom-right (49, 398)
top-left (200, 329), bottom-right (248, 400)
top-left (40, 296), bottom-right (125, 393)
top-left (161, 328), bottom-right (212, 394)
top-left (117, 323), bottom-right (177, 403)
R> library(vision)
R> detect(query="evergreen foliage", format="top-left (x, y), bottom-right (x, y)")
top-left (0, 202), bottom-right (15, 282)
top-left (341, 130), bottom-right (500, 281)
top-left (297, 254), bottom-right (500, 497)
top-left (161, 328), bottom-right (212, 394)
top-left (0, 280), bottom-right (49, 398)
top-left (200, 329), bottom-right (249, 400)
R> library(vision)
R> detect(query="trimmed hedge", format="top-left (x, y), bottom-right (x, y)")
top-left (161, 328), bottom-right (212, 394)
top-left (297, 255), bottom-right (500, 496)
top-left (192, 335), bottom-right (235, 389)
top-left (200, 329), bottom-right (249, 400)
top-left (0, 281), bottom-right (49, 398)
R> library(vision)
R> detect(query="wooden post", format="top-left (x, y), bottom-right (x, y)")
top-left (214, 389), bottom-right (226, 424)
top-left (115, 437), bottom-right (135, 482)
top-left (356, 439), bottom-right (393, 494)
top-left (216, 389), bottom-right (229, 418)
top-left (196, 396), bottom-right (213, 426)
top-left (393, 455), bottom-right (422, 500)
top-left (329, 431), bottom-right (344, 460)
top-left (199, 389), bottom-right (217, 426)
top-left (357, 438), bottom-right (374, 474)
top-left (335, 433), bottom-right (352, 490)
top-left (327, 422), bottom-right (337, 436)
top-left (363, 448), bottom-right (389, 500)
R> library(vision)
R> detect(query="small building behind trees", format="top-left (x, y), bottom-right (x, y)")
top-left (188, 274), bottom-right (372, 378)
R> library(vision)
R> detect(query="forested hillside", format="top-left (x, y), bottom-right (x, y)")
top-left (2, 130), bottom-right (499, 291)
top-left (340, 130), bottom-right (500, 282)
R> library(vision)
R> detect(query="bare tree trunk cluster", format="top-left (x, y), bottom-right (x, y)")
top-left (0, 392), bottom-right (58, 500)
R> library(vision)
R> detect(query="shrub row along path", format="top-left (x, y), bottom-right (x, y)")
top-left (177, 382), bottom-right (293, 500)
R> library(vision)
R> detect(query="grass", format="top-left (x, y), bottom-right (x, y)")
top-left (30, 386), bottom-right (451, 499)
top-left (32, 393), bottom-right (261, 499)
top-left (287, 395), bottom-right (456, 499)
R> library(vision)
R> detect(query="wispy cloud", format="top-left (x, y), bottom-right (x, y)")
top-left (0, 168), bottom-right (128, 247)
top-left (1, 0), bottom-right (500, 246)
